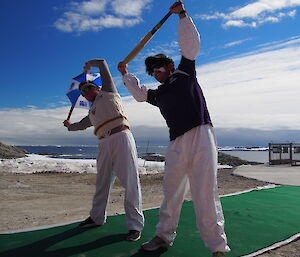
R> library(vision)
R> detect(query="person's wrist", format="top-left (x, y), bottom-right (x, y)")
top-left (179, 9), bottom-right (187, 18)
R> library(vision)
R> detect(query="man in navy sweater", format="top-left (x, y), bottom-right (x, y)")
top-left (118, 1), bottom-right (230, 256)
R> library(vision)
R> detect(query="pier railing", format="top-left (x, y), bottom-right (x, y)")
top-left (269, 143), bottom-right (300, 166)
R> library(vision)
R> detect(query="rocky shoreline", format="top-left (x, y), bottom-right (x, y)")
top-left (0, 142), bottom-right (28, 159)
top-left (139, 151), bottom-right (262, 167)
top-left (217, 152), bottom-right (262, 166)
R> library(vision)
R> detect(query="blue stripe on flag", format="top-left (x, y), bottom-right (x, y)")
top-left (92, 76), bottom-right (102, 86)
top-left (66, 90), bottom-right (81, 106)
top-left (72, 73), bottom-right (86, 82)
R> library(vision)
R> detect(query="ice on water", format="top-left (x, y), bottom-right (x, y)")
top-left (0, 154), bottom-right (231, 174)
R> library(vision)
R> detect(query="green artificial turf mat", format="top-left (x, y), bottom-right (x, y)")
top-left (1, 185), bottom-right (299, 257)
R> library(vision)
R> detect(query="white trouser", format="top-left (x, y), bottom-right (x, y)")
top-left (90, 129), bottom-right (144, 232)
top-left (156, 125), bottom-right (230, 253)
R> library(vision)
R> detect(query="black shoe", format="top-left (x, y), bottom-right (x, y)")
top-left (141, 236), bottom-right (172, 251)
top-left (78, 217), bottom-right (100, 228)
top-left (126, 230), bottom-right (141, 241)
top-left (212, 252), bottom-right (226, 257)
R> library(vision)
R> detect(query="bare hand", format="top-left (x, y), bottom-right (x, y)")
top-left (63, 120), bottom-right (71, 128)
top-left (170, 1), bottom-right (184, 14)
top-left (83, 58), bottom-right (105, 73)
top-left (117, 61), bottom-right (128, 75)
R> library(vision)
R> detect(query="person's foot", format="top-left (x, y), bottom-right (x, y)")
top-left (141, 236), bottom-right (172, 251)
top-left (126, 230), bottom-right (141, 241)
top-left (212, 252), bottom-right (226, 257)
top-left (77, 216), bottom-right (100, 228)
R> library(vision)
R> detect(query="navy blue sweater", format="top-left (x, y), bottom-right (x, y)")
top-left (147, 56), bottom-right (212, 141)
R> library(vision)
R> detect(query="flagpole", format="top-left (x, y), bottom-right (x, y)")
top-left (66, 105), bottom-right (75, 120)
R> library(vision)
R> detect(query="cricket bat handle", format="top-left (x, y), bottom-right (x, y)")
top-left (123, 32), bottom-right (155, 64)
top-left (123, 1), bottom-right (182, 64)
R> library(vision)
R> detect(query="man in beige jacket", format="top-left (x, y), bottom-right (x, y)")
top-left (63, 58), bottom-right (144, 241)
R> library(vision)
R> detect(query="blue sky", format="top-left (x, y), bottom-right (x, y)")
top-left (1, 0), bottom-right (300, 146)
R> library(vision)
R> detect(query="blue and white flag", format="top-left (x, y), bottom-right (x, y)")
top-left (66, 72), bottom-right (102, 109)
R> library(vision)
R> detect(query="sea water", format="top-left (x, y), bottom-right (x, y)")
top-left (219, 150), bottom-right (269, 163)
top-left (17, 145), bottom-right (168, 160)
top-left (17, 145), bottom-right (269, 163)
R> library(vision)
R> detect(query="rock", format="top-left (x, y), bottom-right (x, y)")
top-left (139, 153), bottom-right (165, 162)
top-left (140, 151), bottom-right (262, 167)
top-left (37, 152), bottom-right (63, 156)
top-left (0, 142), bottom-right (28, 159)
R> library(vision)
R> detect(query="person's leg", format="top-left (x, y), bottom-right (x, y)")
top-left (154, 137), bottom-right (190, 244)
top-left (111, 130), bottom-right (144, 232)
top-left (188, 125), bottom-right (230, 253)
top-left (90, 139), bottom-right (115, 225)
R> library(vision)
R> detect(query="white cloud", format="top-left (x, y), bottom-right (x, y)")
top-left (1, 36), bottom-right (299, 145)
top-left (94, 15), bottom-right (141, 28)
top-left (287, 9), bottom-right (297, 16)
top-left (196, 12), bottom-right (227, 20)
top-left (79, 0), bottom-right (107, 15)
top-left (198, 37), bottom-right (300, 130)
top-left (230, 0), bottom-right (300, 19)
top-left (0, 107), bottom-right (81, 145)
top-left (122, 96), bottom-right (165, 127)
top-left (196, 0), bottom-right (300, 28)
top-left (236, 36), bottom-right (300, 57)
top-left (0, 101), bottom-right (164, 145)
top-left (223, 20), bottom-right (256, 28)
top-left (54, 0), bottom-right (151, 32)
top-left (224, 38), bottom-right (252, 48)
top-left (112, 0), bottom-right (151, 17)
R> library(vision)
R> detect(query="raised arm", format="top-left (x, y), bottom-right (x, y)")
top-left (83, 58), bottom-right (117, 93)
top-left (117, 62), bottom-right (148, 102)
top-left (172, 3), bottom-right (200, 61)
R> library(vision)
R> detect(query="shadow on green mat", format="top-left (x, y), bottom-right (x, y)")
top-left (0, 227), bottom-right (127, 257)
top-left (0, 226), bottom-right (169, 257)
top-left (130, 248), bottom-right (168, 257)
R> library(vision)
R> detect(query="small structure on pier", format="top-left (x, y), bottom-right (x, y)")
top-left (269, 143), bottom-right (300, 166)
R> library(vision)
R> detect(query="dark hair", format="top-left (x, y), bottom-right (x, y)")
top-left (145, 54), bottom-right (174, 75)
top-left (78, 81), bottom-right (98, 90)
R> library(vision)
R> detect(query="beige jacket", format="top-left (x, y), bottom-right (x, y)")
top-left (89, 91), bottom-right (130, 138)
top-left (67, 59), bottom-right (130, 138)
top-left (68, 91), bottom-right (130, 139)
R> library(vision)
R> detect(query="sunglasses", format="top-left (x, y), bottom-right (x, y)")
top-left (80, 83), bottom-right (97, 96)
top-left (149, 61), bottom-right (167, 76)
top-left (152, 66), bottom-right (167, 76)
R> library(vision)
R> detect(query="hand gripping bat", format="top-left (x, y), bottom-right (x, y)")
top-left (122, 1), bottom-right (183, 64)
